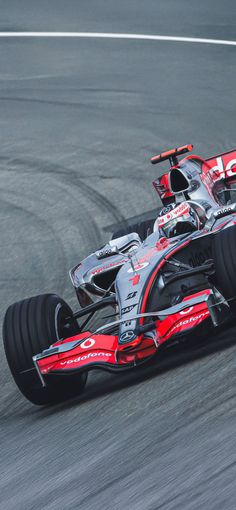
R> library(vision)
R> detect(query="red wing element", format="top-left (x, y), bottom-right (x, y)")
top-left (204, 148), bottom-right (236, 182)
top-left (153, 173), bottom-right (175, 206)
top-left (151, 144), bottom-right (193, 165)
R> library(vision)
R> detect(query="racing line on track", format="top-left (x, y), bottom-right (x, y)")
top-left (0, 32), bottom-right (235, 46)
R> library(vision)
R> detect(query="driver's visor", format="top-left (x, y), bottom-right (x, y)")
top-left (157, 206), bottom-right (192, 237)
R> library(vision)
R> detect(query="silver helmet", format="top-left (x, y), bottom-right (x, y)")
top-left (157, 202), bottom-right (201, 238)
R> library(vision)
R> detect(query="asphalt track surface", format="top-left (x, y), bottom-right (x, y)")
top-left (1, 2), bottom-right (236, 509)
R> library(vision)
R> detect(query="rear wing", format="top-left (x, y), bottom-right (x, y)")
top-left (204, 148), bottom-right (236, 181)
top-left (152, 147), bottom-right (236, 206)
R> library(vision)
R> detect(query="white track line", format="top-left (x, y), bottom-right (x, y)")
top-left (0, 32), bottom-right (235, 46)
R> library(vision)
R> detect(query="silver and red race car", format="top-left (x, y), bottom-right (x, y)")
top-left (3, 144), bottom-right (236, 405)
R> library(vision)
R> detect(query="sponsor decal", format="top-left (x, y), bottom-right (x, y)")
top-left (121, 304), bottom-right (137, 314)
top-left (60, 352), bottom-right (112, 365)
top-left (210, 156), bottom-right (236, 179)
top-left (126, 291), bottom-right (137, 300)
top-left (180, 306), bottom-right (193, 315)
top-left (158, 202), bottom-right (190, 227)
top-left (172, 311), bottom-right (209, 331)
top-left (96, 246), bottom-right (118, 259)
top-left (133, 246), bottom-right (163, 265)
top-left (129, 274), bottom-right (141, 286)
top-left (127, 261), bottom-right (149, 273)
top-left (120, 330), bottom-right (136, 343)
top-left (91, 259), bottom-right (127, 275)
top-left (202, 154), bottom-right (236, 189)
top-left (80, 338), bottom-right (95, 349)
top-left (215, 206), bottom-right (234, 217)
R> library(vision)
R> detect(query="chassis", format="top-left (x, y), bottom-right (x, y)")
top-left (3, 144), bottom-right (236, 404)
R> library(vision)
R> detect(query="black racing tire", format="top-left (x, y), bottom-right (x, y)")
top-left (112, 218), bottom-right (156, 242)
top-left (212, 225), bottom-right (236, 314)
top-left (3, 294), bottom-right (88, 405)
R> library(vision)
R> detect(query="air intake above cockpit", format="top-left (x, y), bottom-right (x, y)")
top-left (169, 167), bottom-right (190, 193)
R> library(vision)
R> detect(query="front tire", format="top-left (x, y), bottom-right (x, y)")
top-left (3, 294), bottom-right (87, 405)
top-left (212, 225), bottom-right (236, 314)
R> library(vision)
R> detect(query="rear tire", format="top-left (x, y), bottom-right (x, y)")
top-left (3, 294), bottom-right (87, 405)
top-left (212, 225), bottom-right (236, 313)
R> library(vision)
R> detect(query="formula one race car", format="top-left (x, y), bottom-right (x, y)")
top-left (3, 144), bottom-right (236, 405)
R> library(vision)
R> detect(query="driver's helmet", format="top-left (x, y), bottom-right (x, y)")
top-left (156, 201), bottom-right (201, 238)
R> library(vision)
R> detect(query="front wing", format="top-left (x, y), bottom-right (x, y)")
top-left (33, 289), bottom-right (229, 386)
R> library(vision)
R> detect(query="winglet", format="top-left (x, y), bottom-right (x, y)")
top-left (151, 144), bottom-right (193, 166)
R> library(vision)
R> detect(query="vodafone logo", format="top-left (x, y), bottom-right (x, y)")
top-left (80, 338), bottom-right (95, 349)
top-left (211, 156), bottom-right (236, 177)
top-left (180, 306), bottom-right (193, 315)
top-left (60, 352), bottom-right (112, 365)
top-left (208, 154), bottom-right (236, 181)
top-left (172, 311), bottom-right (209, 330)
top-left (127, 262), bottom-right (149, 273)
top-left (158, 203), bottom-right (190, 227)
